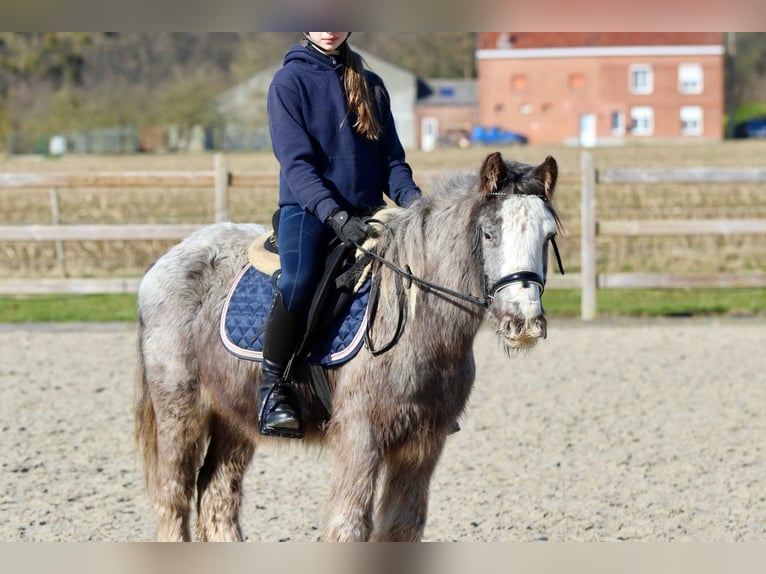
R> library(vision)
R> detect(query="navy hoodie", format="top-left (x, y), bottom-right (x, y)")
top-left (267, 44), bottom-right (422, 223)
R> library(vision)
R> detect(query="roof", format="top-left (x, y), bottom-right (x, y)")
top-left (479, 32), bottom-right (725, 50)
top-left (417, 78), bottom-right (477, 106)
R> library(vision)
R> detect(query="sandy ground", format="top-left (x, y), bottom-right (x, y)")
top-left (1, 318), bottom-right (765, 542)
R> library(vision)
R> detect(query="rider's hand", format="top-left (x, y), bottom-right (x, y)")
top-left (325, 210), bottom-right (375, 246)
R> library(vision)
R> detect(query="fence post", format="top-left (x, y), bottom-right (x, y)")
top-left (580, 151), bottom-right (597, 320)
top-left (214, 153), bottom-right (229, 222)
top-left (49, 188), bottom-right (67, 276)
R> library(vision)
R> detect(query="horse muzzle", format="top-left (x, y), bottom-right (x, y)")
top-left (495, 312), bottom-right (547, 350)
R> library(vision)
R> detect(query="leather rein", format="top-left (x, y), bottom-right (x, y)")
top-left (356, 216), bottom-right (565, 311)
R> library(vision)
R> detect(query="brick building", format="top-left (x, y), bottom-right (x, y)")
top-left (476, 33), bottom-right (726, 145)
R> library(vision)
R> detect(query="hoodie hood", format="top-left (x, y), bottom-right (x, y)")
top-left (283, 44), bottom-right (344, 71)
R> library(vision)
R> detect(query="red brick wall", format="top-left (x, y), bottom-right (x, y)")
top-left (477, 53), bottom-right (724, 144)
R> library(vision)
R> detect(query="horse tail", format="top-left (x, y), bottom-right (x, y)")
top-left (134, 312), bottom-right (158, 492)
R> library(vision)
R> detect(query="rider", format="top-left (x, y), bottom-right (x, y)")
top-left (260, 32), bottom-right (422, 438)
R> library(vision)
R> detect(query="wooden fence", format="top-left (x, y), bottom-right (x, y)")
top-left (2, 152), bottom-right (765, 317)
top-left (0, 154), bottom-right (275, 295)
top-left (579, 151), bottom-right (766, 319)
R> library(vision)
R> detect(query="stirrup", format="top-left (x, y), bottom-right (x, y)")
top-left (259, 414), bottom-right (305, 439)
top-left (258, 383), bottom-right (305, 439)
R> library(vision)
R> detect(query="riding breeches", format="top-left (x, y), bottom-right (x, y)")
top-left (275, 204), bottom-right (332, 315)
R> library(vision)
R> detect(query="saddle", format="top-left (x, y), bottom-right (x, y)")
top-left (220, 225), bottom-right (374, 423)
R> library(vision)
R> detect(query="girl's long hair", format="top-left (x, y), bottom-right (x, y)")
top-left (342, 46), bottom-right (382, 141)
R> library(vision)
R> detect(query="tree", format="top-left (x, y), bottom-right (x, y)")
top-left (151, 72), bottom-right (223, 149)
top-left (0, 32), bottom-right (96, 88)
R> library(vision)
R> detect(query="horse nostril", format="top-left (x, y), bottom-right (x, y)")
top-left (538, 315), bottom-right (548, 339)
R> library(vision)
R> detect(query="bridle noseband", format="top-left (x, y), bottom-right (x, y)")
top-left (486, 270), bottom-right (547, 298)
top-left (479, 228), bottom-right (565, 302)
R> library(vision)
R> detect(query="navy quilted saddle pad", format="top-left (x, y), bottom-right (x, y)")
top-left (220, 264), bottom-right (371, 366)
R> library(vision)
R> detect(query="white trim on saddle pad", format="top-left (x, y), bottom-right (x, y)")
top-left (219, 263), bottom-right (371, 366)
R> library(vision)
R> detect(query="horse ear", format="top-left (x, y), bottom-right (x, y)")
top-left (534, 156), bottom-right (558, 201)
top-left (479, 152), bottom-right (509, 198)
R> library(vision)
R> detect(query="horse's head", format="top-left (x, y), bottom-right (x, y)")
top-left (475, 152), bottom-right (563, 350)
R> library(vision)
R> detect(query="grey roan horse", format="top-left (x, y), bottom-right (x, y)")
top-left (135, 152), bottom-right (562, 541)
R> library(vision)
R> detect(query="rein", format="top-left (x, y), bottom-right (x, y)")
top-left (352, 222), bottom-right (488, 309)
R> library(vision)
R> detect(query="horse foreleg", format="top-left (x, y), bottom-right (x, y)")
top-left (195, 416), bottom-right (255, 541)
top-left (322, 418), bottom-right (383, 542)
top-left (372, 432), bottom-right (447, 542)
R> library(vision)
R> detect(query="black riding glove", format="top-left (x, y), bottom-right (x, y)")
top-left (325, 209), bottom-right (375, 246)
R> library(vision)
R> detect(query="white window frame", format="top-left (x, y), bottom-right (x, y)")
top-left (630, 106), bottom-right (654, 136)
top-left (680, 105), bottom-right (703, 136)
top-left (678, 63), bottom-right (704, 94)
top-left (629, 64), bottom-right (654, 95)
top-left (611, 111), bottom-right (625, 136)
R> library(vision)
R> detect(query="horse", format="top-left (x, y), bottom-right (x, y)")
top-left (134, 151), bottom-right (563, 542)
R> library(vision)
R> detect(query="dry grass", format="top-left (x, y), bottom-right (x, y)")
top-left (1, 140), bottom-right (765, 278)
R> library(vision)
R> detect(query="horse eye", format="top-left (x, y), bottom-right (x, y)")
top-left (483, 231), bottom-right (492, 240)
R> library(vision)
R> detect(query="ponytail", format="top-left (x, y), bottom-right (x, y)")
top-left (342, 47), bottom-right (382, 141)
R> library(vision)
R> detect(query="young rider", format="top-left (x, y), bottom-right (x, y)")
top-left (259, 32), bottom-right (422, 438)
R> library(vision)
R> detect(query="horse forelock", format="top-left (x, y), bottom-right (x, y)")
top-left (490, 160), bottom-right (563, 236)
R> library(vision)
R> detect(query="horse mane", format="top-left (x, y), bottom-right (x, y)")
top-left (372, 171), bottom-right (480, 272)
top-left (364, 171), bottom-right (487, 334)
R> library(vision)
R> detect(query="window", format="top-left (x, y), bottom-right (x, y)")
top-left (680, 106), bottom-right (703, 135)
top-left (629, 64), bottom-right (653, 95)
top-left (630, 106), bottom-right (654, 136)
top-left (511, 74), bottom-right (528, 91)
top-left (678, 64), bottom-right (703, 94)
top-left (496, 33), bottom-right (512, 49)
top-left (611, 111), bottom-right (625, 136)
top-left (568, 73), bottom-right (586, 91)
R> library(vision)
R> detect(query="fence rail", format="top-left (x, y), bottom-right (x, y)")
top-left (580, 151), bottom-right (766, 319)
top-left (0, 154), bottom-right (240, 294)
top-left (597, 167), bottom-right (766, 184)
top-left (0, 224), bottom-right (208, 242)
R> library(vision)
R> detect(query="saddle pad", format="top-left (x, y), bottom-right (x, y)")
top-left (220, 264), bottom-right (370, 366)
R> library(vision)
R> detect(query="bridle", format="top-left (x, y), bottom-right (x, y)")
top-left (353, 211), bottom-right (564, 355)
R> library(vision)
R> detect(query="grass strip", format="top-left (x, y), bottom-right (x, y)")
top-left (0, 288), bottom-right (764, 323)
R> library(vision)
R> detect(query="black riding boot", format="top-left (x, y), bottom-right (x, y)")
top-left (259, 290), bottom-right (304, 439)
